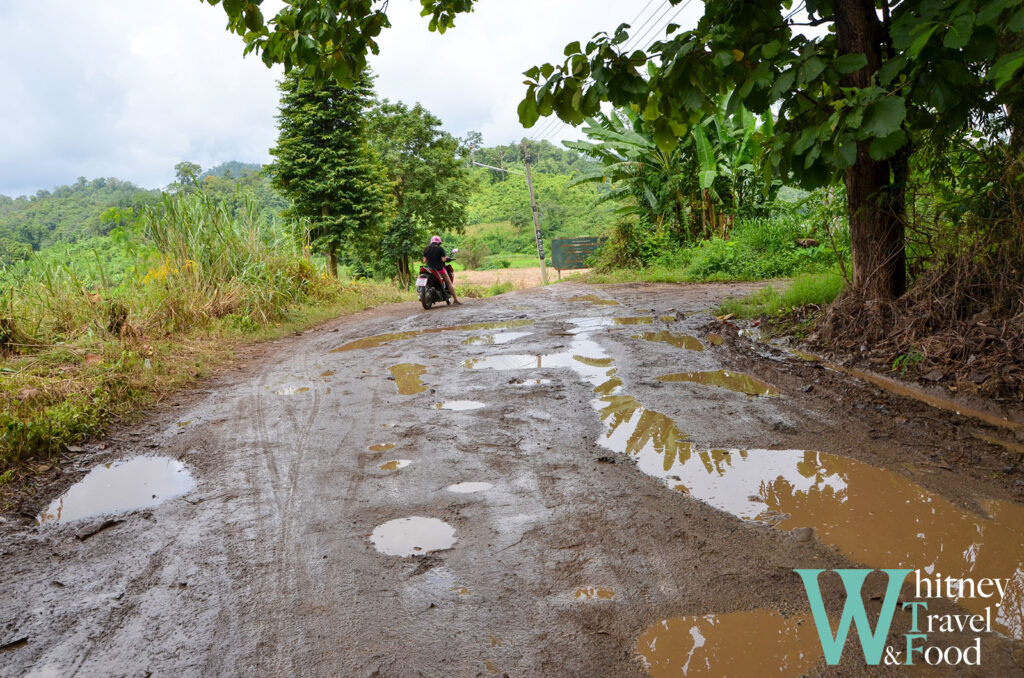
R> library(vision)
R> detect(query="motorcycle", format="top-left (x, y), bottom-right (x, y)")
top-left (416, 248), bottom-right (458, 310)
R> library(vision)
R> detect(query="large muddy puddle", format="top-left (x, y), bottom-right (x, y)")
top-left (594, 395), bottom-right (1024, 637)
top-left (569, 294), bottom-right (619, 306)
top-left (636, 610), bottom-right (820, 677)
top-left (369, 517), bottom-right (457, 556)
top-left (657, 370), bottom-right (778, 396)
top-left (634, 331), bottom-right (704, 351)
top-left (462, 331), bottom-right (533, 346)
top-left (463, 336), bottom-right (618, 392)
top-left (389, 363), bottom-right (427, 395)
top-left (330, 320), bottom-right (533, 352)
top-left (38, 457), bottom-right (194, 524)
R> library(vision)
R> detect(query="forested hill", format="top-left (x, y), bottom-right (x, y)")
top-left (0, 178), bottom-right (161, 260)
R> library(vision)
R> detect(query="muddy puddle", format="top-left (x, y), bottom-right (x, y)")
top-left (379, 459), bottom-right (412, 471)
top-left (569, 294), bottom-right (619, 306)
top-left (462, 331), bottom-right (533, 346)
top-left (657, 370), bottom-right (778, 397)
top-left (636, 610), bottom-right (820, 677)
top-left (446, 482), bottom-right (493, 493)
top-left (38, 457), bottom-right (195, 524)
top-left (274, 386), bottom-right (310, 395)
top-left (320, 370), bottom-right (336, 377)
top-left (705, 333), bottom-right (723, 346)
top-left (436, 400), bottom-right (486, 411)
top-left (574, 586), bottom-right (615, 600)
top-left (330, 320), bottom-right (533, 352)
top-left (510, 378), bottom-right (553, 386)
top-left (369, 443), bottom-right (395, 452)
top-left (613, 317), bottom-right (654, 325)
top-left (463, 336), bottom-right (618, 392)
top-left (369, 517), bottom-right (457, 556)
top-left (634, 331), bottom-right (704, 351)
top-left (389, 363), bottom-right (427, 395)
top-left (593, 397), bottom-right (1024, 637)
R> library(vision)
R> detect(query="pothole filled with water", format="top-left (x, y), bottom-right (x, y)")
top-left (274, 385), bottom-right (310, 395)
top-left (38, 457), bottom-right (195, 524)
top-left (389, 363), bottom-right (427, 395)
top-left (574, 586), bottom-right (615, 600)
top-left (613, 317), bottom-right (654, 325)
top-left (462, 331), bottom-right (534, 346)
top-left (634, 331), bottom-right (705, 351)
top-left (446, 482), bottom-right (493, 494)
top-left (436, 400), bottom-right (486, 411)
top-left (330, 320), bottom-right (533, 352)
top-left (369, 517), bottom-right (457, 556)
top-left (369, 443), bottom-right (395, 452)
top-left (657, 369), bottom-right (778, 396)
top-left (379, 459), bottom-right (412, 471)
top-left (636, 610), bottom-right (820, 677)
top-left (569, 294), bottom-right (619, 306)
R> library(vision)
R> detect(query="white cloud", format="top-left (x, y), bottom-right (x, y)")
top-left (0, 0), bottom-right (701, 197)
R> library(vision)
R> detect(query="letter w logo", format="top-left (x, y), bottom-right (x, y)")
top-left (795, 568), bottom-right (912, 665)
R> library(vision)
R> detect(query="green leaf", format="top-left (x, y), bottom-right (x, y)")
top-left (833, 53), bottom-right (868, 75)
top-left (942, 13), bottom-right (974, 49)
top-left (909, 24), bottom-right (939, 58)
top-left (869, 130), bottom-right (907, 161)
top-left (799, 56), bottom-right (825, 83)
top-left (860, 96), bottom-right (906, 138)
top-left (989, 49), bottom-right (1024, 89)
top-left (761, 40), bottom-right (781, 59)
top-left (693, 126), bottom-right (717, 189)
top-left (564, 41), bottom-right (581, 56)
top-left (517, 95), bottom-right (539, 128)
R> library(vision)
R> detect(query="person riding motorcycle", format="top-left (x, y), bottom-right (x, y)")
top-left (422, 235), bottom-right (461, 305)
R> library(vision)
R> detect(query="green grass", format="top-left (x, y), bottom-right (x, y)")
top-left (716, 271), bottom-right (846, 318)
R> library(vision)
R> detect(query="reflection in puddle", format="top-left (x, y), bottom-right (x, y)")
top-left (389, 363), bottom-right (427, 395)
top-left (369, 443), bottom-right (395, 452)
top-left (637, 610), bottom-right (820, 677)
top-left (594, 377), bottom-right (623, 395)
top-left (462, 331), bottom-right (534, 346)
top-left (510, 378), bottom-right (553, 386)
top-left (274, 386), bottom-right (310, 395)
top-left (657, 370), bottom-right (778, 396)
top-left (330, 320), bottom-right (533, 352)
top-left (575, 586), bottom-right (615, 600)
top-left (706, 334), bottom-right (723, 346)
top-left (569, 294), bottom-right (619, 306)
top-left (594, 398), bottom-right (1024, 637)
top-left (613, 317), bottom-right (654, 325)
top-left (320, 370), bottom-right (336, 377)
top-left (369, 517), bottom-right (457, 556)
top-left (379, 459), bottom-right (412, 471)
top-left (634, 331), bottom-right (705, 351)
top-left (436, 400), bottom-right (487, 411)
top-left (446, 482), bottom-right (493, 493)
top-left (659, 315), bottom-right (679, 322)
top-left (38, 457), bottom-right (195, 524)
top-left (788, 350), bottom-right (819, 362)
top-left (463, 337), bottom-right (617, 392)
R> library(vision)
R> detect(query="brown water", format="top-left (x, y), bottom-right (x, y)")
top-left (38, 457), bottom-right (195, 524)
top-left (369, 517), bottom-right (457, 556)
top-left (594, 377), bottom-right (623, 396)
top-left (569, 294), bottom-right (619, 306)
top-left (657, 370), bottom-right (779, 397)
top-left (389, 363), bottom-right (427, 395)
top-left (274, 386), bottom-right (310, 395)
top-left (636, 610), bottom-right (820, 677)
top-left (705, 334), bottom-right (724, 346)
top-left (330, 320), bottom-right (533, 352)
top-left (592, 396), bottom-right (1024, 638)
top-left (574, 586), bottom-right (615, 600)
top-left (462, 331), bottom-right (534, 346)
top-left (320, 370), bottom-right (336, 377)
top-left (613, 317), bottom-right (654, 325)
top-left (634, 331), bottom-right (705, 351)
top-left (368, 443), bottom-right (395, 452)
top-left (379, 459), bottom-right (412, 471)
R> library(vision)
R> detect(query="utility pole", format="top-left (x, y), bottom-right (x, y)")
top-left (522, 141), bottom-right (548, 285)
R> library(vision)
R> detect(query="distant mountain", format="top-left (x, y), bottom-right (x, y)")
top-left (201, 161), bottom-right (263, 180)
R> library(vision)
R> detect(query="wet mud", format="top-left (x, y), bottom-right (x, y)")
top-left (5, 280), bottom-right (1023, 677)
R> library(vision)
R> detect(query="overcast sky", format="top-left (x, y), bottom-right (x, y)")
top-left (0, 1), bottom-right (705, 198)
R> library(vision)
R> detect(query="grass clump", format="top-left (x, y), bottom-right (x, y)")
top-left (716, 271), bottom-right (846, 322)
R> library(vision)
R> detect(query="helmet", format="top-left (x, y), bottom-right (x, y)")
top-left (430, 235), bottom-right (442, 244)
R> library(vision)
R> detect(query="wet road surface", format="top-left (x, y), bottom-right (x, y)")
top-left (3, 282), bottom-right (1024, 676)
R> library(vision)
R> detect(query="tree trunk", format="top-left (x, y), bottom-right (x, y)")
top-left (325, 245), bottom-right (338, 278)
top-left (835, 0), bottom-right (907, 300)
top-left (396, 256), bottom-right (410, 288)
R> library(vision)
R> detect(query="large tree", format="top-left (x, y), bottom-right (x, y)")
top-left (211, 0), bottom-right (1024, 300)
top-left (268, 70), bottom-right (392, 277)
top-left (365, 100), bottom-right (471, 285)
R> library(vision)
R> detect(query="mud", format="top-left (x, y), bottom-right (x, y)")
top-left (389, 363), bottom-right (427, 395)
top-left (4, 280), bottom-right (1024, 677)
top-left (657, 369), bottom-right (779, 396)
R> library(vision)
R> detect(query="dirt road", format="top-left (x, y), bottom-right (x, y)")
top-left (3, 282), bottom-right (1024, 676)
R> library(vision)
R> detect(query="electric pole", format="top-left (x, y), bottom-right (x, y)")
top-left (522, 141), bottom-right (548, 285)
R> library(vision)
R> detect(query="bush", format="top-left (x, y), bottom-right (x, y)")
top-left (458, 237), bottom-right (490, 270)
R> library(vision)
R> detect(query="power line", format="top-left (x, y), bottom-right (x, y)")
top-left (626, 0), bottom-right (694, 53)
top-left (622, 0), bottom-right (672, 53)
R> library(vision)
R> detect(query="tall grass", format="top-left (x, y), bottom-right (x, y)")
top-left (0, 189), bottom-right (410, 473)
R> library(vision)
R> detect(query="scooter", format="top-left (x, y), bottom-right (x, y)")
top-left (416, 248), bottom-right (458, 310)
